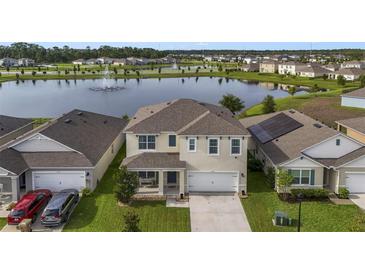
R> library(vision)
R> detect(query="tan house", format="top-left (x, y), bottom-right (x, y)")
top-left (259, 60), bottom-right (279, 73)
top-left (0, 110), bottom-right (127, 201)
top-left (240, 110), bottom-right (365, 194)
top-left (296, 65), bottom-right (331, 78)
top-left (122, 99), bottom-right (250, 196)
top-left (328, 68), bottom-right (364, 81)
top-left (337, 117), bottom-right (365, 144)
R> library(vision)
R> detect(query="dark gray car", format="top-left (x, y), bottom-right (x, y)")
top-left (40, 189), bottom-right (79, 227)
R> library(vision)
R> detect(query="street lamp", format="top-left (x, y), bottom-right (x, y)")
top-left (297, 193), bottom-right (304, 232)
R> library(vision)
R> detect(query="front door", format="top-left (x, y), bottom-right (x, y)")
top-left (167, 172), bottom-right (177, 184)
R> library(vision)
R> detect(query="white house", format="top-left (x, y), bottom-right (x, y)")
top-left (341, 87), bottom-right (365, 109)
top-left (329, 68), bottom-right (365, 81)
top-left (278, 62), bottom-right (306, 75)
top-left (18, 58), bottom-right (35, 67)
top-left (341, 61), bottom-right (365, 69)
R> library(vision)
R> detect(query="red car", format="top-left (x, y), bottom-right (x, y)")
top-left (7, 189), bottom-right (52, 225)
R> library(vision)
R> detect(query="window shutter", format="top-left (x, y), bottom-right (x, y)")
top-left (310, 169), bottom-right (315, 185)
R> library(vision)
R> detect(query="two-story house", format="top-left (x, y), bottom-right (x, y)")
top-left (122, 99), bottom-right (250, 197)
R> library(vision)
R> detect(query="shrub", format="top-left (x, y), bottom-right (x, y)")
top-left (114, 166), bottom-right (139, 204)
top-left (122, 210), bottom-right (140, 232)
top-left (81, 187), bottom-right (92, 197)
top-left (338, 187), bottom-right (350, 199)
top-left (262, 95), bottom-right (276, 114)
top-left (265, 167), bottom-right (276, 188)
top-left (291, 188), bottom-right (329, 199)
top-left (247, 153), bottom-right (263, 171)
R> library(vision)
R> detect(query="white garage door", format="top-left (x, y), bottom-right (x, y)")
top-left (346, 173), bottom-right (365, 193)
top-left (33, 171), bottom-right (86, 192)
top-left (188, 171), bottom-right (238, 192)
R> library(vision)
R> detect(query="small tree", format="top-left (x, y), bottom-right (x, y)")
top-left (114, 166), bottom-right (139, 204)
top-left (337, 75), bottom-right (346, 86)
top-left (158, 67), bottom-right (161, 74)
top-left (265, 167), bottom-right (276, 189)
top-left (122, 210), bottom-right (140, 232)
top-left (359, 74), bottom-right (365, 88)
top-left (262, 95), bottom-right (276, 114)
top-left (288, 86), bottom-right (297, 96)
top-left (219, 93), bottom-right (245, 114)
top-left (276, 168), bottom-right (294, 200)
top-left (218, 64), bottom-right (223, 72)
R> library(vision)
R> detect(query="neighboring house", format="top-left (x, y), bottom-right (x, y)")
top-left (242, 62), bottom-right (259, 72)
top-left (0, 57), bottom-right (18, 67)
top-left (0, 110), bottom-right (127, 201)
top-left (296, 65), bottom-right (331, 78)
top-left (323, 64), bottom-right (340, 72)
top-left (72, 59), bottom-right (86, 65)
top-left (243, 56), bottom-right (257, 64)
top-left (240, 110), bottom-right (365, 194)
top-left (0, 115), bottom-right (33, 146)
top-left (329, 68), bottom-right (365, 80)
top-left (113, 58), bottom-right (127, 65)
top-left (341, 87), bottom-right (365, 109)
top-left (259, 60), bottom-right (278, 73)
top-left (121, 99), bottom-right (250, 196)
top-left (278, 62), bottom-right (306, 75)
top-left (337, 117), bottom-right (365, 144)
top-left (97, 57), bottom-right (114, 64)
top-left (85, 59), bottom-right (98, 65)
top-left (18, 58), bottom-right (35, 67)
top-left (341, 60), bottom-right (365, 69)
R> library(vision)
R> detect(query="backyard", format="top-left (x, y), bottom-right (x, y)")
top-left (241, 171), bottom-right (365, 232)
top-left (63, 144), bottom-right (191, 232)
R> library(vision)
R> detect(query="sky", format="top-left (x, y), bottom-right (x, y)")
top-left (1, 42), bottom-right (365, 50)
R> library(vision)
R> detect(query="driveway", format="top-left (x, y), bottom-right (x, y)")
top-left (189, 194), bottom-right (251, 232)
top-left (349, 194), bottom-right (365, 210)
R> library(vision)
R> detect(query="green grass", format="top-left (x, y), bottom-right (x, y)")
top-left (0, 218), bottom-right (6, 230)
top-left (63, 144), bottom-right (191, 232)
top-left (242, 171), bottom-right (365, 232)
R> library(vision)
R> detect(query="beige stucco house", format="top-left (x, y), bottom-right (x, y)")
top-left (337, 117), bottom-right (365, 144)
top-left (240, 110), bottom-right (365, 194)
top-left (0, 110), bottom-right (127, 201)
top-left (122, 99), bottom-right (250, 197)
top-left (259, 60), bottom-right (279, 73)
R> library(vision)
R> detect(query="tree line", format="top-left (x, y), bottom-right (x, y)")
top-left (0, 43), bottom-right (167, 63)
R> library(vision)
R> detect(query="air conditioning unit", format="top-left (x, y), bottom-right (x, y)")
top-left (273, 211), bottom-right (292, 227)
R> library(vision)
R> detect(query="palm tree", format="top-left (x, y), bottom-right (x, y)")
top-left (219, 94), bottom-right (245, 114)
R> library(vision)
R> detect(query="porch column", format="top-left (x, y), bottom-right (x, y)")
top-left (11, 176), bottom-right (20, 201)
top-left (158, 171), bottom-right (164, 195)
top-left (179, 171), bottom-right (185, 195)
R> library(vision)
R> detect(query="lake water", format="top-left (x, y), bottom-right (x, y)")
top-left (0, 77), bottom-right (306, 118)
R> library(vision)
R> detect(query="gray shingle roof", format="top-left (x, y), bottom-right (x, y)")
top-left (21, 152), bottom-right (93, 168)
top-left (0, 148), bottom-right (28, 175)
top-left (122, 152), bottom-right (186, 169)
top-left (335, 68), bottom-right (364, 76)
top-left (0, 115), bottom-right (32, 138)
top-left (125, 99), bottom-right (249, 136)
top-left (311, 147), bottom-right (365, 168)
top-left (41, 110), bottom-right (128, 165)
top-left (240, 110), bottom-right (338, 165)
top-left (341, 87), bottom-right (365, 99)
top-left (337, 116), bottom-right (365, 134)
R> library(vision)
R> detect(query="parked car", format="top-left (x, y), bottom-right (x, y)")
top-left (41, 189), bottom-right (79, 227)
top-left (7, 189), bottom-right (52, 225)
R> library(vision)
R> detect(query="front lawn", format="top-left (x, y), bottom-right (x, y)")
top-left (0, 218), bottom-right (6, 230)
top-left (63, 144), bottom-right (190, 232)
top-left (242, 172), bottom-right (365, 232)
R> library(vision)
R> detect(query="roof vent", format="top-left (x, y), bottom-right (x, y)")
top-left (64, 119), bottom-right (72, 124)
top-left (104, 120), bottom-right (108, 124)
top-left (77, 111), bottom-right (83, 116)
top-left (167, 102), bottom-right (171, 105)
top-left (313, 123), bottom-right (322, 128)
top-left (289, 110), bottom-right (296, 114)
top-left (150, 111), bottom-right (154, 113)
top-left (133, 117), bottom-right (137, 119)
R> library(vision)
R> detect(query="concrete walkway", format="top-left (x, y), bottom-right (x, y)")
top-left (349, 194), bottom-right (365, 210)
top-left (189, 194), bottom-right (251, 232)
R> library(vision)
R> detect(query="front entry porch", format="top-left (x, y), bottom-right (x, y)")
top-left (136, 170), bottom-right (185, 196)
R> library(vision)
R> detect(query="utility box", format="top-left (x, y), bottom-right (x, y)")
top-left (273, 211), bottom-right (292, 226)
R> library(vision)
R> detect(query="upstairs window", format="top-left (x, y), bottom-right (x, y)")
top-left (168, 135), bottom-right (176, 147)
top-left (231, 138), bottom-right (241, 155)
top-left (138, 135), bottom-right (155, 150)
top-left (208, 138), bottom-right (219, 155)
top-left (188, 138), bottom-right (196, 152)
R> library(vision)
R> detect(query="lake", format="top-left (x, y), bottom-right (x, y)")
top-left (0, 77), bottom-right (306, 118)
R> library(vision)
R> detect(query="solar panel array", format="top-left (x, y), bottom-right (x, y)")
top-left (248, 113), bottom-right (304, 144)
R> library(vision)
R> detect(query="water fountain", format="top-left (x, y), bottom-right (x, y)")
top-left (89, 65), bottom-right (126, 92)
